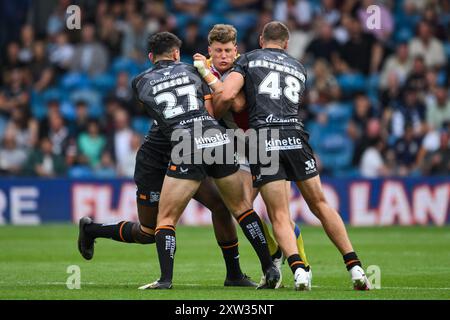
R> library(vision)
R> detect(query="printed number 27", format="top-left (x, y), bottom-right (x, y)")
top-left (155, 84), bottom-right (199, 119)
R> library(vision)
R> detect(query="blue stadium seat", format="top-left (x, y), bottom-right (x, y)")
top-left (336, 73), bottom-right (367, 95)
top-left (30, 90), bottom-right (46, 120)
top-left (69, 89), bottom-right (103, 118)
top-left (68, 166), bottom-right (94, 179)
top-left (110, 57), bottom-right (140, 77)
top-left (90, 73), bottom-right (116, 94)
top-left (59, 72), bottom-right (91, 91)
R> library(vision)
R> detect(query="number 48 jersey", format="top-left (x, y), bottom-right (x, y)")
top-left (231, 48), bottom-right (307, 129)
top-left (132, 60), bottom-right (217, 140)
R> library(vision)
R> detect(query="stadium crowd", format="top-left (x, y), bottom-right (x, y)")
top-left (0, 0), bottom-right (449, 178)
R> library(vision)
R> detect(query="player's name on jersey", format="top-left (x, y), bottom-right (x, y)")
top-left (152, 75), bottom-right (190, 94)
top-left (248, 59), bottom-right (305, 83)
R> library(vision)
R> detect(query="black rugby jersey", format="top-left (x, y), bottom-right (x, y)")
top-left (132, 60), bottom-right (218, 142)
top-left (231, 48), bottom-right (307, 129)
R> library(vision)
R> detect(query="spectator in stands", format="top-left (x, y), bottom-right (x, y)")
top-left (315, 0), bottom-right (341, 27)
top-left (339, 18), bottom-right (383, 75)
top-left (422, 5), bottom-right (448, 41)
top-left (172, 0), bottom-right (207, 18)
top-left (47, 112), bottom-right (69, 156)
top-left (390, 86), bottom-right (426, 139)
top-left (117, 131), bottom-right (141, 177)
top-left (380, 72), bottom-right (402, 111)
top-left (304, 19), bottom-right (340, 65)
top-left (421, 125), bottom-right (450, 175)
top-left (4, 108), bottom-right (38, 150)
top-left (409, 21), bottom-right (446, 69)
top-left (24, 137), bottom-right (66, 177)
top-left (18, 24), bottom-right (35, 64)
top-left (94, 151), bottom-right (117, 178)
top-left (121, 13), bottom-right (151, 62)
top-left (426, 86), bottom-right (450, 131)
top-left (242, 10), bottom-right (273, 52)
top-left (69, 100), bottom-right (89, 137)
top-left (39, 99), bottom-right (61, 138)
top-left (46, 0), bottom-right (71, 36)
top-left (77, 119), bottom-right (106, 168)
top-left (110, 108), bottom-right (133, 173)
top-left (108, 71), bottom-right (136, 114)
top-left (2, 42), bottom-right (23, 77)
top-left (0, 129), bottom-right (28, 176)
top-left (98, 14), bottom-right (123, 59)
top-left (180, 21), bottom-right (208, 58)
top-left (274, 0), bottom-right (313, 29)
top-left (48, 32), bottom-right (75, 74)
top-left (309, 59), bottom-right (341, 102)
top-left (359, 137), bottom-right (390, 178)
top-left (71, 24), bottom-right (109, 76)
top-left (347, 93), bottom-right (377, 165)
top-left (379, 42), bottom-right (412, 89)
top-left (404, 55), bottom-right (428, 96)
top-left (0, 68), bottom-right (30, 118)
top-left (28, 41), bottom-right (54, 92)
top-left (337, 16), bottom-right (384, 75)
top-left (394, 123), bottom-right (422, 176)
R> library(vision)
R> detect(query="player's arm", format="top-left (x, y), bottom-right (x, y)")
top-left (204, 94), bottom-right (214, 116)
top-left (193, 54), bottom-right (246, 118)
top-left (213, 72), bottom-right (245, 117)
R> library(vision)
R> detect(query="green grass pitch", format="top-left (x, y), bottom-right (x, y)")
top-left (0, 224), bottom-right (449, 300)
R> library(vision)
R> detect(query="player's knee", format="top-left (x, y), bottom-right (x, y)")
top-left (132, 224), bottom-right (155, 244)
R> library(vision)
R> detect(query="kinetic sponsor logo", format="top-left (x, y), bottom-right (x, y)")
top-left (194, 133), bottom-right (230, 149)
top-left (265, 136), bottom-right (303, 151)
top-left (170, 122), bottom-right (280, 175)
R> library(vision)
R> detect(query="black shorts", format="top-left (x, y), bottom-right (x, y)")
top-left (166, 126), bottom-right (239, 181)
top-left (133, 136), bottom-right (171, 207)
top-left (249, 128), bottom-right (319, 188)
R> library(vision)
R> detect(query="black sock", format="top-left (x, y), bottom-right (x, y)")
top-left (237, 209), bottom-right (272, 272)
top-left (218, 239), bottom-right (244, 280)
top-left (343, 251), bottom-right (362, 271)
top-left (272, 247), bottom-right (282, 260)
top-left (287, 254), bottom-right (306, 274)
top-left (155, 226), bottom-right (176, 282)
top-left (84, 221), bottom-right (135, 243)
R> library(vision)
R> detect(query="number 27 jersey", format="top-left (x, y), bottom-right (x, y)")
top-left (131, 60), bottom-right (215, 140)
top-left (231, 48), bottom-right (307, 129)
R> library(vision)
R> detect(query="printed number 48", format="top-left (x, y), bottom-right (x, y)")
top-left (258, 71), bottom-right (301, 103)
top-left (155, 84), bottom-right (199, 119)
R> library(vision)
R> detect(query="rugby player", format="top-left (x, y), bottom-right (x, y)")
top-left (194, 21), bottom-right (371, 291)
top-left (130, 32), bottom-right (280, 289)
top-left (76, 40), bottom-right (257, 287)
top-left (197, 24), bottom-right (311, 288)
